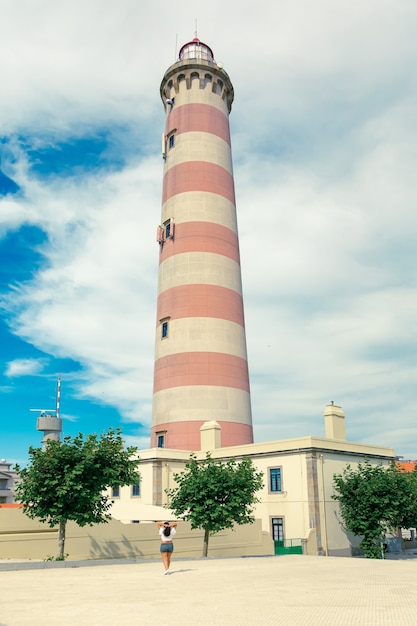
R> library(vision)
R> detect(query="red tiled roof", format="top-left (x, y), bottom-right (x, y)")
top-left (396, 461), bottom-right (416, 472)
top-left (0, 503), bottom-right (23, 508)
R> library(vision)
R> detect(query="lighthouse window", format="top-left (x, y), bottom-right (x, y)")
top-left (164, 219), bottom-right (174, 239)
top-left (156, 430), bottom-right (167, 448)
top-left (167, 128), bottom-right (177, 150)
top-left (162, 321), bottom-right (169, 338)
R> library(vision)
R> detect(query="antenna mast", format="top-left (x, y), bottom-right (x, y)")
top-left (56, 374), bottom-right (61, 419)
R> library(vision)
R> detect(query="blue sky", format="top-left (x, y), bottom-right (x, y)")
top-left (1, 0), bottom-right (417, 465)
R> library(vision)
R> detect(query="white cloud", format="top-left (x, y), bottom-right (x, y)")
top-left (5, 359), bottom-right (46, 377)
top-left (2, 157), bottom-right (159, 422)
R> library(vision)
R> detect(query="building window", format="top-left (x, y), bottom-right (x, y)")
top-left (163, 218), bottom-right (174, 240)
top-left (112, 486), bottom-right (120, 498)
top-left (167, 128), bottom-right (177, 149)
top-left (157, 434), bottom-right (165, 448)
top-left (272, 517), bottom-right (284, 542)
top-left (269, 468), bottom-right (282, 492)
top-left (162, 321), bottom-right (169, 339)
top-left (132, 481), bottom-right (140, 497)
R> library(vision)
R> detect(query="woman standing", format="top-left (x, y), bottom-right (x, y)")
top-left (157, 521), bottom-right (177, 574)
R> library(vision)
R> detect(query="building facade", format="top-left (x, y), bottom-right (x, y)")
top-left (111, 404), bottom-right (396, 557)
top-left (0, 459), bottom-right (19, 504)
top-left (151, 38), bottom-right (253, 451)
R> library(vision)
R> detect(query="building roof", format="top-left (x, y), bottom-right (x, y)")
top-left (136, 434), bottom-right (395, 463)
top-left (397, 460), bottom-right (416, 472)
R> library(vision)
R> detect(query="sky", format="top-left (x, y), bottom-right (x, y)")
top-left (1, 0), bottom-right (416, 465)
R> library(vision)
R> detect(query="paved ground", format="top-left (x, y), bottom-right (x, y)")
top-left (1, 554), bottom-right (417, 625)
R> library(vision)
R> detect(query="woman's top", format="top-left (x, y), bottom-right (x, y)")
top-left (159, 527), bottom-right (176, 542)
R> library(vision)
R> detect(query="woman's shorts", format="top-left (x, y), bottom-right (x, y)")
top-left (160, 542), bottom-right (174, 553)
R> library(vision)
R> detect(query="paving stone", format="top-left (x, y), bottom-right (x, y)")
top-left (1, 555), bottom-right (416, 625)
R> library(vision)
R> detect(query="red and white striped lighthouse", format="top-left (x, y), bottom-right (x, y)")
top-left (151, 38), bottom-right (253, 450)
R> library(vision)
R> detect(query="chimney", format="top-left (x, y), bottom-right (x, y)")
top-left (324, 402), bottom-right (346, 441)
top-left (200, 421), bottom-right (221, 451)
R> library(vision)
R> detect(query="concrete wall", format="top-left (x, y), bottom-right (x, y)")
top-left (0, 508), bottom-right (273, 561)
top-left (319, 451), bottom-right (392, 557)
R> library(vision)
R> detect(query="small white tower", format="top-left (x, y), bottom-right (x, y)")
top-left (36, 413), bottom-right (63, 449)
top-left (33, 376), bottom-right (63, 449)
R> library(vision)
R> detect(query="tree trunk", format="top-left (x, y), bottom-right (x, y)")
top-left (202, 528), bottom-right (210, 557)
top-left (57, 519), bottom-right (67, 559)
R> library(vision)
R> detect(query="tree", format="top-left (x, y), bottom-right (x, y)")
top-left (14, 428), bottom-right (140, 559)
top-left (396, 463), bottom-right (417, 530)
top-left (166, 453), bottom-right (263, 557)
top-left (332, 460), bottom-right (417, 558)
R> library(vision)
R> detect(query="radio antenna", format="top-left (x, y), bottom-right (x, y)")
top-left (56, 374), bottom-right (61, 419)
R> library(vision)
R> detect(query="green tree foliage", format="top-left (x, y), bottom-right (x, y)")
top-left (166, 453), bottom-right (264, 557)
top-left (332, 460), bottom-right (417, 559)
top-left (15, 428), bottom-right (140, 559)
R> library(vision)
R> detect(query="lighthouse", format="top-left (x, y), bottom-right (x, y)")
top-left (151, 37), bottom-right (253, 450)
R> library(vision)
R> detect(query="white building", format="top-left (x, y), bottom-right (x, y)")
top-left (0, 459), bottom-right (20, 504)
top-left (109, 404), bottom-right (395, 557)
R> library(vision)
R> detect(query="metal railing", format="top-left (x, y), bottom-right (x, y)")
top-left (274, 539), bottom-right (303, 555)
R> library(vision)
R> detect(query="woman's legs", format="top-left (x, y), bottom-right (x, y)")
top-left (160, 545), bottom-right (173, 572)
top-left (161, 550), bottom-right (170, 571)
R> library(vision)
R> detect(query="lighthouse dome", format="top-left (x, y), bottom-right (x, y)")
top-left (178, 38), bottom-right (214, 62)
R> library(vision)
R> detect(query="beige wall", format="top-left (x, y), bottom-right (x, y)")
top-left (0, 508), bottom-right (272, 561)
top-left (319, 451), bottom-right (392, 556)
